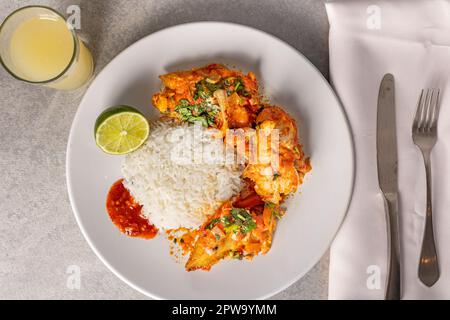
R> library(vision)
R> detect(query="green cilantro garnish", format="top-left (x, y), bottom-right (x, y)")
top-left (221, 216), bottom-right (233, 227)
top-left (265, 202), bottom-right (282, 220)
top-left (205, 218), bottom-right (221, 230)
top-left (224, 224), bottom-right (240, 234)
top-left (175, 99), bottom-right (219, 127)
top-left (265, 202), bottom-right (275, 209)
top-left (230, 208), bottom-right (257, 234)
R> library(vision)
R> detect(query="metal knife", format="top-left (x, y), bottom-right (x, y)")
top-left (376, 74), bottom-right (401, 300)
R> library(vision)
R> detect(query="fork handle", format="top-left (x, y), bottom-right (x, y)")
top-left (384, 193), bottom-right (401, 300)
top-left (418, 150), bottom-right (440, 286)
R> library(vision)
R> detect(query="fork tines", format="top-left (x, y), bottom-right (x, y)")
top-left (413, 89), bottom-right (441, 133)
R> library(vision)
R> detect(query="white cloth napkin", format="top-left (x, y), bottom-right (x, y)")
top-left (325, 0), bottom-right (450, 299)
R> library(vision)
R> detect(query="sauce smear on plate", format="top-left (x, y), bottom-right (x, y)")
top-left (106, 179), bottom-right (157, 239)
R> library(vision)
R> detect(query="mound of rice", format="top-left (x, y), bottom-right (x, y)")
top-left (122, 121), bottom-right (243, 230)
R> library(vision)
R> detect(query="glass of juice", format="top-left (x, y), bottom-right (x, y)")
top-left (0, 6), bottom-right (94, 90)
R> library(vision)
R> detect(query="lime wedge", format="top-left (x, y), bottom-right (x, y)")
top-left (95, 106), bottom-right (149, 155)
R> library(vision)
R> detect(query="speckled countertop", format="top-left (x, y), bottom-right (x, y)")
top-left (0, 0), bottom-right (330, 299)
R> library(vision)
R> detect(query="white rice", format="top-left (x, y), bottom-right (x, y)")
top-left (121, 120), bottom-right (243, 230)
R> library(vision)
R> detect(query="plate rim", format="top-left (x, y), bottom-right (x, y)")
top-left (66, 21), bottom-right (355, 300)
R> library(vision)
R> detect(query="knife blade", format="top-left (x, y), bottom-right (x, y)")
top-left (376, 73), bottom-right (401, 300)
top-left (377, 74), bottom-right (398, 194)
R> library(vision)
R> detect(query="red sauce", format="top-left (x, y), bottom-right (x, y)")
top-left (106, 179), bottom-right (158, 239)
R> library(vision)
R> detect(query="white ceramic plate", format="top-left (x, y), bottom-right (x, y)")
top-left (67, 22), bottom-right (354, 299)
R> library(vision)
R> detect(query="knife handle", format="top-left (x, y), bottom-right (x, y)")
top-left (384, 193), bottom-right (401, 300)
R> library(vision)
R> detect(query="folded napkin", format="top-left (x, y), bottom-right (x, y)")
top-left (326, 0), bottom-right (450, 299)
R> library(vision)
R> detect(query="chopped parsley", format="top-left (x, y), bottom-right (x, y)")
top-left (193, 81), bottom-right (212, 100)
top-left (205, 208), bottom-right (257, 236)
top-left (265, 202), bottom-right (283, 220)
top-left (205, 218), bottom-right (221, 230)
top-left (224, 224), bottom-right (240, 234)
top-left (265, 202), bottom-right (275, 209)
top-left (193, 76), bottom-right (250, 100)
top-left (221, 216), bottom-right (233, 227)
top-left (233, 78), bottom-right (250, 97)
top-left (230, 208), bottom-right (257, 234)
top-left (175, 99), bottom-right (219, 127)
top-left (193, 79), bottom-right (222, 100)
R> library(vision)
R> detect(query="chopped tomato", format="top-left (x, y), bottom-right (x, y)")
top-left (233, 192), bottom-right (264, 208)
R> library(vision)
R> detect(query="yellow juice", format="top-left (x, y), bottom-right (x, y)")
top-left (10, 16), bottom-right (93, 90)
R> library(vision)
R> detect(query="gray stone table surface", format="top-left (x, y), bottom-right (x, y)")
top-left (0, 0), bottom-right (330, 299)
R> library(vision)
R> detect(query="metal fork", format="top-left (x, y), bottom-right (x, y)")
top-left (412, 88), bottom-right (441, 287)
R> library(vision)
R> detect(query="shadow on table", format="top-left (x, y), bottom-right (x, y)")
top-left (78, 0), bottom-right (329, 79)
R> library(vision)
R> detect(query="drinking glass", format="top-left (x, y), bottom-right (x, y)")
top-left (0, 5), bottom-right (94, 90)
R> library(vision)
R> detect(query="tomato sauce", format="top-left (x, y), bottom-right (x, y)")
top-left (106, 179), bottom-right (157, 239)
